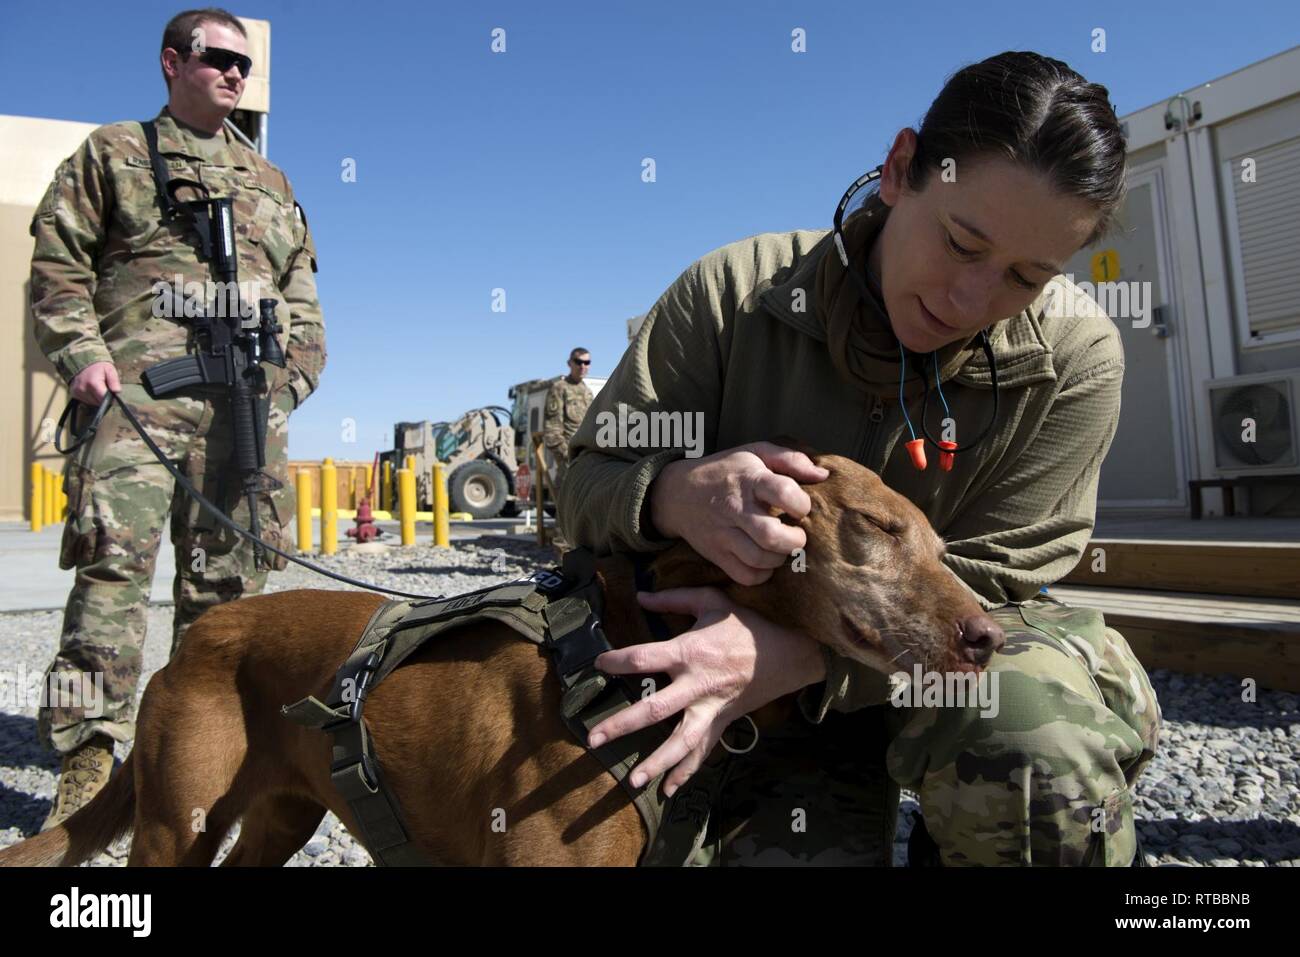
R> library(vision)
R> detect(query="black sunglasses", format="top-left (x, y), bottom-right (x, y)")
top-left (572, 358), bottom-right (591, 365)
top-left (180, 46), bottom-right (253, 79)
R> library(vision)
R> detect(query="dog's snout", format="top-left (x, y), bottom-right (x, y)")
top-left (957, 614), bottom-right (1005, 666)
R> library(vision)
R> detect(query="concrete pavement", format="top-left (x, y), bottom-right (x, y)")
top-left (0, 515), bottom-right (550, 613)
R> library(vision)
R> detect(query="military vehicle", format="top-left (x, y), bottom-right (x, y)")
top-left (379, 376), bottom-right (606, 520)
top-left (380, 407), bottom-right (518, 519)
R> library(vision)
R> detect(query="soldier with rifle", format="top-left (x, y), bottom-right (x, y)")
top-left (29, 7), bottom-right (326, 829)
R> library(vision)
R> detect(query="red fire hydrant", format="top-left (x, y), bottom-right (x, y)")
top-left (347, 496), bottom-right (382, 543)
top-left (347, 453), bottom-right (384, 543)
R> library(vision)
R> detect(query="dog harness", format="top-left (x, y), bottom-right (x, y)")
top-left (281, 548), bottom-right (730, 866)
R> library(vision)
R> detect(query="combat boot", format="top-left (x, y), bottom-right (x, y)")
top-left (41, 733), bottom-right (115, 832)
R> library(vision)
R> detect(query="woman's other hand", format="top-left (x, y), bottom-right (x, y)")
top-left (648, 441), bottom-right (828, 586)
top-left (586, 586), bottom-right (826, 796)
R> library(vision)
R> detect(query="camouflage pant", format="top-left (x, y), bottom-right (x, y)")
top-left (37, 381), bottom-right (296, 755)
top-left (690, 598), bottom-right (1162, 866)
top-left (552, 452), bottom-right (569, 494)
top-left (551, 453), bottom-right (572, 544)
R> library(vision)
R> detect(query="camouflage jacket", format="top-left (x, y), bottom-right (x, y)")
top-left (543, 376), bottom-right (593, 461)
top-left (29, 106), bottom-right (326, 408)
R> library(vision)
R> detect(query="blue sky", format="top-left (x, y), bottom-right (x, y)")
top-left (2, 1), bottom-right (1295, 460)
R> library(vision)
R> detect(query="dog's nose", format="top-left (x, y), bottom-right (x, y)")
top-left (957, 614), bottom-right (1005, 666)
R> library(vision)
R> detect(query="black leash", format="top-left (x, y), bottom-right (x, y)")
top-left (55, 392), bottom-right (445, 601)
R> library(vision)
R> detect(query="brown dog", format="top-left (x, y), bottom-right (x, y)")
top-left (0, 454), bottom-right (1003, 867)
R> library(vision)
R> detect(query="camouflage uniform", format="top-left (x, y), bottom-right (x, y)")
top-left (690, 600), bottom-right (1161, 866)
top-left (30, 106), bottom-right (325, 754)
top-left (884, 600), bottom-right (1162, 866)
top-left (542, 376), bottom-right (592, 491)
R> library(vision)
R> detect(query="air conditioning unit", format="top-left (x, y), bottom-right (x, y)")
top-left (1207, 371), bottom-right (1300, 476)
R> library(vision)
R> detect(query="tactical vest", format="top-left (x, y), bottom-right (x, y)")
top-left (281, 548), bottom-right (732, 866)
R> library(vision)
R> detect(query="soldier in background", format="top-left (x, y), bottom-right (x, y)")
top-left (542, 348), bottom-right (593, 552)
top-left (29, 7), bottom-right (326, 829)
top-left (542, 348), bottom-right (593, 493)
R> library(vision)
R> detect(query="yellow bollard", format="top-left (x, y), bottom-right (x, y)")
top-left (30, 463), bottom-right (44, 532)
top-left (432, 463), bottom-right (450, 547)
top-left (43, 467), bottom-right (56, 527)
top-left (296, 469), bottom-right (313, 552)
top-left (398, 468), bottom-right (416, 546)
top-left (320, 458), bottom-right (338, 555)
top-left (381, 460), bottom-right (392, 511)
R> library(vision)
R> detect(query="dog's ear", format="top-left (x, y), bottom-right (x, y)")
top-left (767, 435), bottom-right (821, 459)
top-left (647, 541), bottom-right (732, 592)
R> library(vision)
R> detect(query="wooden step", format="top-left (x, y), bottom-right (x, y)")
top-left (1060, 539), bottom-right (1300, 599)
top-left (1046, 584), bottom-right (1300, 692)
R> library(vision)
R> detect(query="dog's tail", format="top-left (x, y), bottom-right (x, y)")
top-left (0, 752), bottom-right (136, 867)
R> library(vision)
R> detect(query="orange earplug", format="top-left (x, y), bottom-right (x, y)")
top-left (905, 438), bottom-right (927, 471)
top-left (938, 440), bottom-right (957, 472)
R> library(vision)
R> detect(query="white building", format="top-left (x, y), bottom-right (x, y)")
top-left (1065, 45), bottom-right (1300, 518)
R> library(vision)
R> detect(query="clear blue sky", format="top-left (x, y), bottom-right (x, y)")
top-left (2, 1), bottom-right (1295, 460)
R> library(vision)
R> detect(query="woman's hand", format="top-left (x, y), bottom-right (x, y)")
top-left (648, 442), bottom-right (828, 586)
top-left (586, 586), bottom-right (826, 796)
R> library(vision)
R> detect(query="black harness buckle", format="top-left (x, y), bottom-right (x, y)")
top-left (321, 649), bottom-right (382, 733)
top-left (348, 650), bottom-right (382, 723)
top-left (551, 612), bottom-right (612, 680)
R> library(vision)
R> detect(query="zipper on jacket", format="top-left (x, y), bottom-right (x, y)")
top-left (861, 394), bottom-right (885, 467)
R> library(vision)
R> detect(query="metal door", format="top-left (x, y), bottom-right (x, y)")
top-left (1061, 168), bottom-right (1189, 509)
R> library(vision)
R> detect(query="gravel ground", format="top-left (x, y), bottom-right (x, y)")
top-left (2, 535), bottom-right (1297, 867)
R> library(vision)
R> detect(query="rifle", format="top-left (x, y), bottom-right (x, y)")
top-left (140, 188), bottom-right (287, 570)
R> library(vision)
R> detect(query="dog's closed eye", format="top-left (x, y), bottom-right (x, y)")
top-left (858, 512), bottom-right (904, 543)
top-left (835, 511), bottom-right (899, 565)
